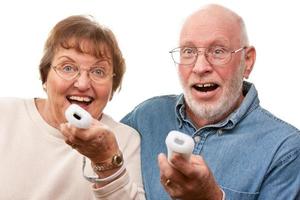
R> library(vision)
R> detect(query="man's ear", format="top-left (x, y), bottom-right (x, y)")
top-left (243, 46), bottom-right (256, 79)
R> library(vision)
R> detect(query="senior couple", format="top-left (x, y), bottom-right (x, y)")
top-left (0, 4), bottom-right (299, 200)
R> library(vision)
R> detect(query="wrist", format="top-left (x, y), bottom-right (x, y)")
top-left (93, 168), bottom-right (126, 188)
top-left (91, 151), bottom-right (123, 173)
top-left (82, 151), bottom-right (126, 185)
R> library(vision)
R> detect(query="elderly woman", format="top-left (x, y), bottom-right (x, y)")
top-left (0, 15), bottom-right (145, 199)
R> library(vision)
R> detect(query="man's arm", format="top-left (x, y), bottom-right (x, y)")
top-left (258, 148), bottom-right (300, 200)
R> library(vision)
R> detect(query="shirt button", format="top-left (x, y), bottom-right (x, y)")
top-left (217, 129), bottom-right (223, 134)
top-left (194, 136), bottom-right (201, 143)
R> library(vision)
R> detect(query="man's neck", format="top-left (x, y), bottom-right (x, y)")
top-left (187, 94), bottom-right (245, 129)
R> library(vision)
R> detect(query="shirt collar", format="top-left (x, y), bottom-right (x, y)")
top-left (175, 94), bottom-right (185, 128)
top-left (175, 81), bottom-right (260, 130)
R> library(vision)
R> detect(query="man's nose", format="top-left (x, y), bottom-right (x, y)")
top-left (192, 51), bottom-right (213, 74)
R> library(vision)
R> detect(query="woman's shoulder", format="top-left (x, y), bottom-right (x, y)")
top-left (0, 97), bottom-right (27, 109)
top-left (0, 97), bottom-right (35, 121)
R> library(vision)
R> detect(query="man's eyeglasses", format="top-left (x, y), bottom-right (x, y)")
top-left (52, 62), bottom-right (115, 84)
top-left (169, 46), bottom-right (247, 66)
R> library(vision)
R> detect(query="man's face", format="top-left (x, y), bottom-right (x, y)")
top-left (178, 11), bottom-right (248, 124)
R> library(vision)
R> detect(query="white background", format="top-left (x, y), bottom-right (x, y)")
top-left (0, 0), bottom-right (299, 129)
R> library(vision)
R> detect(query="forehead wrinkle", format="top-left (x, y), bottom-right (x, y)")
top-left (180, 35), bottom-right (231, 47)
top-left (53, 48), bottom-right (111, 72)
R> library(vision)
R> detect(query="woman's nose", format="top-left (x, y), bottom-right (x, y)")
top-left (73, 71), bottom-right (91, 90)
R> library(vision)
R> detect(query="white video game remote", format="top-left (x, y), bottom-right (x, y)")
top-left (165, 130), bottom-right (195, 162)
top-left (65, 104), bottom-right (92, 129)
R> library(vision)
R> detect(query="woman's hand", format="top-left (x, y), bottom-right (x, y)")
top-left (60, 119), bottom-right (119, 163)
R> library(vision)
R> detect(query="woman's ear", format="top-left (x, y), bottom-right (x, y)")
top-left (243, 46), bottom-right (256, 79)
top-left (42, 83), bottom-right (47, 92)
top-left (109, 91), bottom-right (114, 101)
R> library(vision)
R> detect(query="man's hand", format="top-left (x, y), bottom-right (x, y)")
top-left (158, 153), bottom-right (223, 200)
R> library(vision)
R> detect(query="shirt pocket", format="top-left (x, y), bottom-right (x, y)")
top-left (223, 187), bottom-right (259, 200)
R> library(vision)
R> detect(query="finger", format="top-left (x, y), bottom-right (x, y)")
top-left (158, 153), bottom-right (184, 183)
top-left (61, 125), bottom-right (83, 145)
top-left (158, 153), bottom-right (173, 184)
top-left (70, 120), bottom-right (111, 142)
top-left (159, 173), bottom-right (183, 199)
top-left (171, 154), bottom-right (206, 178)
top-left (158, 153), bottom-right (168, 167)
top-left (59, 123), bottom-right (71, 138)
top-left (61, 122), bottom-right (94, 143)
top-left (65, 140), bottom-right (81, 149)
top-left (158, 153), bottom-right (173, 176)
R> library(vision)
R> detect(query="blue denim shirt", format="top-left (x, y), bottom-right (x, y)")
top-left (121, 82), bottom-right (300, 200)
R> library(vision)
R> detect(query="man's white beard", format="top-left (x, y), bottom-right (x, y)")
top-left (181, 66), bottom-right (245, 123)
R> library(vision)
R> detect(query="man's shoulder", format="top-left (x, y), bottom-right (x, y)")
top-left (255, 106), bottom-right (299, 132)
top-left (246, 106), bottom-right (300, 145)
top-left (121, 94), bottom-right (180, 125)
top-left (134, 94), bottom-right (179, 111)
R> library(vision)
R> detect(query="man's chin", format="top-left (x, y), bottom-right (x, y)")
top-left (186, 94), bottom-right (232, 122)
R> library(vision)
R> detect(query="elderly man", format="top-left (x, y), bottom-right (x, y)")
top-left (122, 4), bottom-right (300, 200)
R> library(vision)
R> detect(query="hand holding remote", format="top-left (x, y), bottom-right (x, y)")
top-left (65, 104), bottom-right (92, 129)
top-left (165, 130), bottom-right (195, 162)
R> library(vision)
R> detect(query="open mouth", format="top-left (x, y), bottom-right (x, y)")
top-left (66, 95), bottom-right (94, 106)
top-left (192, 83), bottom-right (219, 92)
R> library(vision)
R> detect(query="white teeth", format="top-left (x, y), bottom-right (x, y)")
top-left (196, 83), bottom-right (215, 88)
top-left (69, 96), bottom-right (91, 102)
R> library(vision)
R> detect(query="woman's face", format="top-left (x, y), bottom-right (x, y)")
top-left (43, 46), bottom-right (114, 128)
